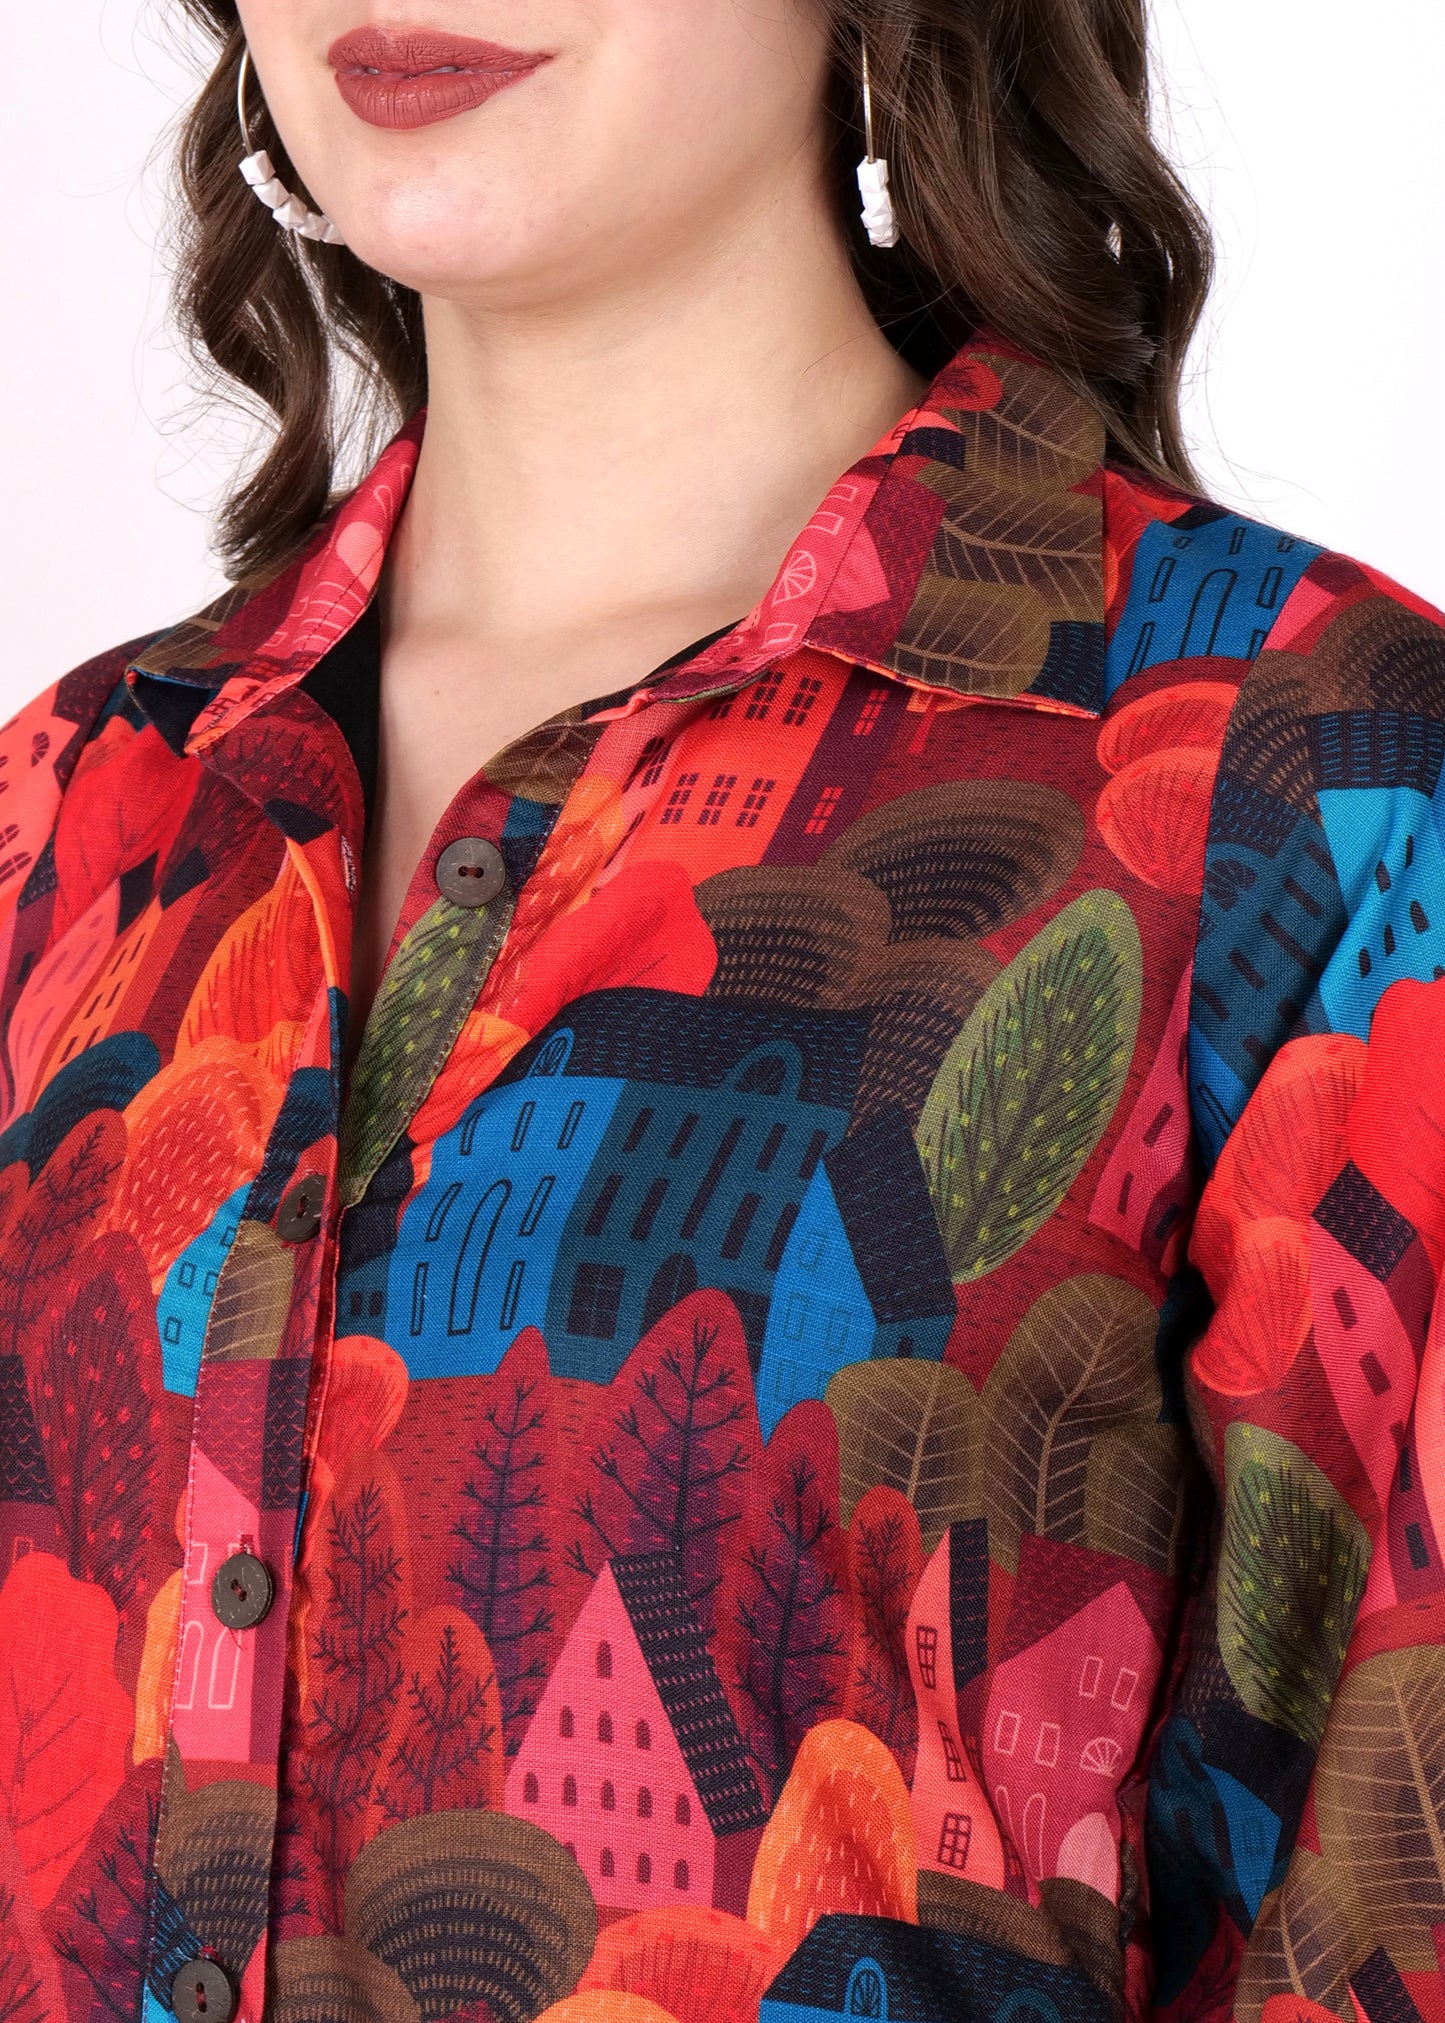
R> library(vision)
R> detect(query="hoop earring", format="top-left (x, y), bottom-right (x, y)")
top-left (237, 46), bottom-right (345, 246)
top-left (857, 40), bottom-right (900, 249)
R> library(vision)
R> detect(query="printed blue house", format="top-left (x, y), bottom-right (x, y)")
top-left (759, 1913), bottom-right (1111, 2023)
top-left (756, 1104), bottom-right (955, 1436)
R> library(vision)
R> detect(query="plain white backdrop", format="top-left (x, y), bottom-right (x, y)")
top-left (3, 2), bottom-right (1442, 710)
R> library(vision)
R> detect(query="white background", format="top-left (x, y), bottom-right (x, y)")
top-left (2, 1), bottom-right (1441, 709)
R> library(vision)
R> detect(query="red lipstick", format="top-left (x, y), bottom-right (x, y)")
top-left (328, 26), bottom-right (552, 131)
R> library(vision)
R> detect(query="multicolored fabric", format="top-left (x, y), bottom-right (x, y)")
top-left (3, 327), bottom-right (1444, 2023)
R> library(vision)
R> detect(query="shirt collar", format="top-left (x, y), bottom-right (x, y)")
top-left (127, 326), bottom-right (1108, 750)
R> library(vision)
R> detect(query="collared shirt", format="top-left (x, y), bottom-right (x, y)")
top-left (3, 328), bottom-right (1444, 2023)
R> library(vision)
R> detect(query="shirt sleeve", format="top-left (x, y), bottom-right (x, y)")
top-left (1145, 559), bottom-right (1445, 2016)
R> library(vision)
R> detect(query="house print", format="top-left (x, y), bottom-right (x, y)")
top-left (0, 1354), bottom-right (62, 1574)
top-left (617, 658), bottom-right (910, 881)
top-left (903, 1519), bottom-right (1007, 1892)
top-left (757, 1912), bottom-right (1112, 2023)
top-left (371, 986), bottom-right (869, 1381)
top-left (756, 1103), bottom-right (955, 1436)
top-left (981, 1535), bottom-right (1173, 1896)
top-left (506, 1549), bottom-right (767, 1913)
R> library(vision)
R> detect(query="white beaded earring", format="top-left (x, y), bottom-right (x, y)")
top-left (857, 40), bottom-right (900, 249)
top-left (237, 47), bottom-right (345, 246)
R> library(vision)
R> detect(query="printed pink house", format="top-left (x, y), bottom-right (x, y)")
top-left (905, 1518), bottom-right (1010, 1892)
top-left (506, 1551), bottom-right (767, 1914)
top-left (981, 1535), bottom-right (1172, 1899)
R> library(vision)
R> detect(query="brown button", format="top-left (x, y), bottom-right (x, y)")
top-left (436, 837), bottom-right (508, 909)
top-left (211, 1551), bottom-right (274, 1631)
top-left (171, 1958), bottom-right (235, 2023)
top-left (277, 1174), bottom-right (326, 1244)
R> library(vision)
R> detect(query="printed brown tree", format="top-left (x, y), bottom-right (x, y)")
top-left (729, 1402), bottom-right (852, 1802)
top-left (847, 1487), bottom-right (923, 1783)
top-left (447, 1332), bottom-right (558, 1755)
top-left (568, 1292), bottom-right (760, 1632)
top-left (299, 1466), bottom-right (407, 1928)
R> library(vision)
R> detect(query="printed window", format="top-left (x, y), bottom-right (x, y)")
top-left (598, 1713), bottom-right (614, 1744)
top-left (915, 1626), bottom-right (939, 1690)
top-left (511, 1102), bottom-right (536, 1153)
top-left (1112, 1667), bottom-right (1139, 1711)
top-left (993, 1710), bottom-right (1020, 1757)
top-left (853, 685), bottom-right (890, 736)
top-left (636, 1720), bottom-right (652, 1750)
top-left (637, 1786), bottom-right (653, 1818)
top-left (939, 1723), bottom-right (966, 1782)
top-left (498, 1261), bottom-right (526, 1333)
top-left (567, 1263), bottom-right (625, 1340)
top-left (623, 1107), bottom-right (654, 1155)
top-left (708, 699), bottom-right (734, 722)
top-left (584, 1174), bottom-right (623, 1239)
top-left (1078, 1655), bottom-right (1103, 1700)
top-left (736, 777), bottom-right (777, 829)
top-left (846, 1965), bottom-right (886, 2017)
top-left (698, 773), bottom-right (739, 826)
top-left (631, 1178), bottom-right (669, 1243)
top-left (937, 1812), bottom-right (972, 1872)
top-left (674, 1860), bottom-right (690, 1891)
top-left (596, 1642), bottom-right (613, 1680)
top-left (660, 771), bottom-right (701, 825)
top-left (804, 785), bottom-right (845, 836)
top-left (782, 1292), bottom-right (809, 1342)
top-left (783, 675), bottom-right (824, 726)
top-left (744, 679), bottom-right (781, 721)
top-left (558, 1100), bottom-right (587, 1151)
top-left (630, 735), bottom-right (668, 788)
top-left (518, 1176), bottom-right (555, 1237)
top-left (522, 1772), bottom-right (539, 1804)
top-left (1035, 1722), bottom-right (1060, 1769)
top-left (675, 1794), bottom-right (692, 1827)
top-left (559, 1707), bottom-right (575, 1738)
top-left (637, 1854), bottom-right (653, 1885)
top-left (562, 1776), bottom-right (578, 1807)
top-left (601, 1781), bottom-right (616, 1811)
top-left (763, 1202), bottom-right (799, 1272)
top-left (599, 1848), bottom-right (615, 1879)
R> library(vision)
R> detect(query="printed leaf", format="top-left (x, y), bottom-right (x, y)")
top-left (201, 1221), bottom-right (296, 1364)
top-left (1084, 1421), bottom-right (1201, 1578)
top-left (1192, 1219), bottom-right (1312, 1399)
top-left (950, 354), bottom-right (1105, 492)
top-left (0, 1113), bottom-right (125, 1358)
top-left (341, 891), bottom-right (514, 1206)
top-left (0, 1555), bottom-right (132, 1908)
top-left (1218, 1424), bottom-right (1370, 1750)
top-left (825, 1358), bottom-right (981, 1551)
top-left (1096, 747), bottom-right (1219, 894)
top-left (981, 1274), bottom-right (1159, 1573)
top-left (1095, 681), bottom-right (1239, 776)
top-left (924, 474), bottom-right (1102, 621)
top-left (892, 579), bottom-right (1053, 697)
top-left (179, 857), bottom-right (319, 1053)
top-left (537, 1999), bottom-right (678, 2023)
top-left (1234, 1862), bottom-right (1354, 2023)
top-left (916, 889), bottom-right (1142, 1283)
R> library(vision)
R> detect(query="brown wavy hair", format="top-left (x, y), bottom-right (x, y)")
top-left (173, 0), bottom-right (1214, 585)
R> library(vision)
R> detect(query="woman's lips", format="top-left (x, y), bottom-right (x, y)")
top-left (328, 27), bottom-right (551, 131)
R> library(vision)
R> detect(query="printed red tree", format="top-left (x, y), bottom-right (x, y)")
top-left (847, 1487), bottom-right (923, 1784)
top-left (48, 1766), bottom-right (162, 2023)
top-left (0, 1114), bottom-right (125, 1362)
top-left (728, 1402), bottom-right (853, 1803)
top-left (567, 1291), bottom-right (761, 1636)
top-left (298, 1464), bottom-right (407, 1929)
top-left (368, 1608), bottom-right (503, 1829)
top-left (447, 1333), bottom-right (559, 1755)
top-left (30, 1232), bottom-right (161, 1626)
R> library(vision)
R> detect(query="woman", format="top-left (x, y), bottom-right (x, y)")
top-left (4, 2), bottom-right (1442, 2019)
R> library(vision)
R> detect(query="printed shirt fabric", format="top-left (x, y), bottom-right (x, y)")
top-left (3, 329), bottom-right (1445, 2023)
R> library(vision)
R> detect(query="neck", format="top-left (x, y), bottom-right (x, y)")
top-left (382, 173), bottom-right (928, 662)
